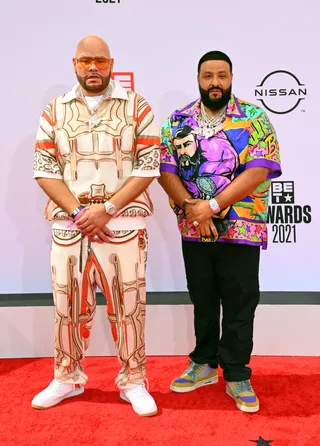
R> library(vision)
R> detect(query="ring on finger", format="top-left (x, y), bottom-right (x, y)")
top-left (193, 220), bottom-right (199, 227)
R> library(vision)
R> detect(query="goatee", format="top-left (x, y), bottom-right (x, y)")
top-left (76, 72), bottom-right (111, 94)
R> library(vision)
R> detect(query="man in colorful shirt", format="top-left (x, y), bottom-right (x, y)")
top-left (31, 35), bottom-right (159, 417)
top-left (159, 51), bottom-right (281, 413)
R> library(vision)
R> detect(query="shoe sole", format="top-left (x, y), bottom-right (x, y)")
top-left (225, 387), bottom-right (259, 413)
top-left (31, 386), bottom-right (85, 410)
top-left (170, 375), bottom-right (219, 393)
top-left (119, 392), bottom-right (158, 417)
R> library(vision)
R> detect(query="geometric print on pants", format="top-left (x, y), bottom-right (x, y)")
top-left (51, 227), bottom-right (148, 389)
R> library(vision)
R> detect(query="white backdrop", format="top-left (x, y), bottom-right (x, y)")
top-left (0, 0), bottom-right (319, 294)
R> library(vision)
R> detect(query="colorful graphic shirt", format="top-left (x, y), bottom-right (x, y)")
top-left (160, 95), bottom-right (282, 249)
top-left (34, 80), bottom-right (160, 230)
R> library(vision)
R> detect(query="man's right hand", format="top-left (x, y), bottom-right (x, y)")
top-left (195, 218), bottom-right (218, 239)
top-left (75, 204), bottom-right (115, 244)
top-left (88, 227), bottom-right (114, 244)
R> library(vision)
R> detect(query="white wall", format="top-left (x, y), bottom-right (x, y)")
top-left (2, 305), bottom-right (320, 358)
top-left (0, 0), bottom-right (319, 294)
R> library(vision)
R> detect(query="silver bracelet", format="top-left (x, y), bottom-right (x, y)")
top-left (71, 206), bottom-right (84, 219)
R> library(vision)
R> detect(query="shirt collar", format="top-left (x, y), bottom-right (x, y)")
top-left (226, 94), bottom-right (246, 118)
top-left (60, 79), bottom-right (128, 103)
top-left (174, 94), bottom-right (247, 119)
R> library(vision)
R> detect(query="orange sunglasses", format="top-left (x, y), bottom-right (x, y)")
top-left (75, 57), bottom-right (111, 71)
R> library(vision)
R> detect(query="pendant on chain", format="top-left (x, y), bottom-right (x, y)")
top-left (85, 112), bottom-right (102, 132)
top-left (193, 122), bottom-right (223, 138)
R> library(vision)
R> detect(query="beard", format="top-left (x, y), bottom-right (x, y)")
top-left (76, 72), bottom-right (111, 94)
top-left (199, 84), bottom-right (232, 111)
top-left (178, 153), bottom-right (198, 180)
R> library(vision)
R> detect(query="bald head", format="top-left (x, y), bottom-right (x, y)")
top-left (73, 35), bottom-right (114, 96)
top-left (75, 35), bottom-right (111, 58)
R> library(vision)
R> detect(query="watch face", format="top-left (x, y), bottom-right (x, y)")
top-left (210, 199), bottom-right (219, 211)
top-left (105, 202), bottom-right (116, 214)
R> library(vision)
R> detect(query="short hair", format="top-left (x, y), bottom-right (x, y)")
top-left (197, 51), bottom-right (233, 74)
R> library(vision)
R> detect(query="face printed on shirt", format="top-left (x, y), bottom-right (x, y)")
top-left (173, 127), bottom-right (199, 180)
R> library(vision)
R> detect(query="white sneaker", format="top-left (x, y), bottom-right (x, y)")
top-left (120, 383), bottom-right (157, 417)
top-left (31, 379), bottom-right (84, 409)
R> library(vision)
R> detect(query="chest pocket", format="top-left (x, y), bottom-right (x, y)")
top-left (225, 128), bottom-right (250, 155)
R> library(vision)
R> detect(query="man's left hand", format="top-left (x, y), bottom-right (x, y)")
top-left (76, 204), bottom-right (112, 236)
top-left (185, 198), bottom-right (213, 224)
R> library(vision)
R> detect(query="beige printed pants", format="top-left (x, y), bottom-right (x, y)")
top-left (51, 227), bottom-right (148, 388)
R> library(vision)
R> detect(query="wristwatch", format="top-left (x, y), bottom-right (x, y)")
top-left (104, 200), bottom-right (117, 216)
top-left (209, 198), bottom-right (220, 214)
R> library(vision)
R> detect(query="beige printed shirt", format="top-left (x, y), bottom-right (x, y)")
top-left (34, 80), bottom-right (160, 229)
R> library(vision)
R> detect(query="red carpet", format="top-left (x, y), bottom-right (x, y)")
top-left (1, 356), bottom-right (320, 446)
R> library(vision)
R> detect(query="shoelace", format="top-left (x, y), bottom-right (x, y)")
top-left (184, 361), bottom-right (205, 377)
top-left (49, 380), bottom-right (64, 391)
top-left (234, 380), bottom-right (253, 394)
top-left (127, 383), bottom-right (150, 399)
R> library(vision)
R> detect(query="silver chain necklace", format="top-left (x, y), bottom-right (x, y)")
top-left (79, 83), bottom-right (114, 132)
top-left (195, 103), bottom-right (227, 138)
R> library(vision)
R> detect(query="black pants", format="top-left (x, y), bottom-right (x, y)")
top-left (182, 240), bottom-right (260, 382)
